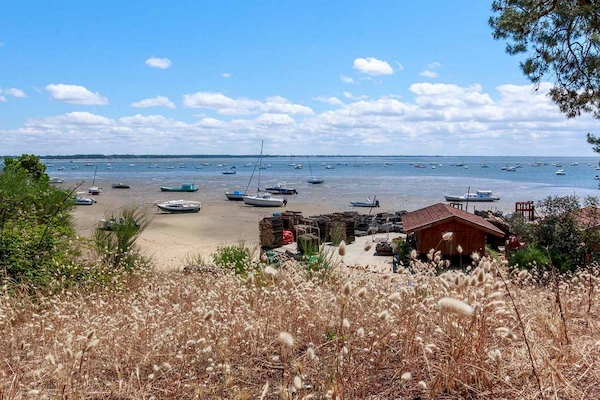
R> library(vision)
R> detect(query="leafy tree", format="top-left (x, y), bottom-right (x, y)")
top-left (509, 195), bottom-right (600, 272)
top-left (3, 154), bottom-right (49, 182)
top-left (490, 1), bottom-right (600, 148)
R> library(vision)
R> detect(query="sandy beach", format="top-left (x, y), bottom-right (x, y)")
top-left (73, 187), bottom-right (401, 271)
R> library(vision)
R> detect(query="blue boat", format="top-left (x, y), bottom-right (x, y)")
top-left (160, 183), bottom-right (198, 192)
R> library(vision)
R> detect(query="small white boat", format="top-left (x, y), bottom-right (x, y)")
top-left (225, 191), bottom-right (247, 201)
top-left (556, 169), bottom-right (566, 175)
top-left (88, 186), bottom-right (102, 195)
top-left (265, 183), bottom-right (297, 194)
top-left (350, 198), bottom-right (380, 208)
top-left (49, 177), bottom-right (64, 184)
top-left (156, 200), bottom-right (201, 213)
top-left (243, 193), bottom-right (285, 207)
top-left (294, 164), bottom-right (304, 169)
top-left (72, 193), bottom-right (96, 205)
top-left (444, 190), bottom-right (500, 202)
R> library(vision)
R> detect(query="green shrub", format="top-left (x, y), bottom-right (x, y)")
top-left (212, 243), bottom-right (257, 277)
top-left (509, 244), bottom-right (551, 269)
top-left (93, 204), bottom-right (153, 272)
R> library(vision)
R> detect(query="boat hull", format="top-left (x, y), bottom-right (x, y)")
top-left (160, 188), bottom-right (199, 192)
top-left (225, 191), bottom-right (247, 201)
top-left (265, 188), bottom-right (297, 195)
top-left (244, 195), bottom-right (284, 207)
top-left (307, 178), bottom-right (324, 184)
top-left (350, 201), bottom-right (379, 207)
top-left (156, 201), bottom-right (201, 213)
top-left (112, 183), bottom-right (131, 189)
top-left (444, 195), bottom-right (500, 202)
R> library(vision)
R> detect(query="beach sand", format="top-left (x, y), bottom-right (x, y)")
top-left (73, 190), bottom-right (400, 272)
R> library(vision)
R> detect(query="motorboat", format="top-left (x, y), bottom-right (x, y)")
top-left (350, 198), bottom-right (380, 208)
top-left (156, 200), bottom-right (201, 213)
top-left (294, 164), bottom-right (304, 169)
top-left (160, 183), bottom-right (198, 192)
top-left (111, 182), bottom-right (131, 189)
top-left (444, 190), bottom-right (500, 202)
top-left (225, 191), bottom-right (247, 201)
top-left (72, 193), bottom-right (96, 205)
top-left (556, 169), bottom-right (566, 175)
top-left (49, 177), bottom-right (64, 184)
top-left (265, 183), bottom-right (297, 195)
top-left (88, 186), bottom-right (102, 195)
top-left (243, 193), bottom-right (285, 207)
top-left (222, 170), bottom-right (237, 175)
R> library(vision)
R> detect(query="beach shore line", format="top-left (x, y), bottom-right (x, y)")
top-left (73, 190), bottom-right (401, 271)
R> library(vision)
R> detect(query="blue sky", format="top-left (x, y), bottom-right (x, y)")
top-left (0, 1), bottom-right (596, 156)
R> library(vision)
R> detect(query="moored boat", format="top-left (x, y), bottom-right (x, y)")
top-left (225, 191), bottom-right (247, 201)
top-left (72, 193), bottom-right (96, 205)
top-left (112, 182), bottom-right (131, 189)
top-left (444, 190), bottom-right (500, 202)
top-left (156, 200), bottom-right (201, 213)
top-left (243, 193), bottom-right (285, 207)
top-left (350, 198), bottom-right (380, 208)
top-left (265, 183), bottom-right (297, 195)
top-left (49, 177), bottom-right (64, 184)
top-left (160, 183), bottom-right (198, 192)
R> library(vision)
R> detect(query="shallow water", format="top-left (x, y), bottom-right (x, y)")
top-left (45, 155), bottom-right (600, 214)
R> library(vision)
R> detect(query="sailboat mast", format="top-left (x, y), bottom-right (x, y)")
top-left (257, 140), bottom-right (264, 193)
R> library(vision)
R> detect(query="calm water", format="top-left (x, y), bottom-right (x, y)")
top-left (43, 155), bottom-right (600, 213)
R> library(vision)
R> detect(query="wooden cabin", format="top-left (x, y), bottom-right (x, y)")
top-left (402, 203), bottom-right (505, 257)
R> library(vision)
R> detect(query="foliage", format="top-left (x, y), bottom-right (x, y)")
top-left (93, 204), bottom-right (153, 272)
top-left (3, 154), bottom-right (49, 182)
top-left (508, 195), bottom-right (600, 273)
top-left (490, 1), bottom-right (600, 120)
top-left (211, 243), bottom-right (258, 277)
top-left (509, 244), bottom-right (551, 269)
top-left (0, 159), bottom-right (77, 289)
top-left (506, 212), bottom-right (536, 244)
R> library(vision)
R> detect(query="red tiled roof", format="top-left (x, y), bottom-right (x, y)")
top-left (402, 203), bottom-right (505, 236)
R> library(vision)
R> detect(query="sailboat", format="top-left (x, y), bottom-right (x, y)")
top-left (243, 141), bottom-right (285, 207)
top-left (88, 166), bottom-right (102, 195)
top-left (307, 157), bottom-right (324, 184)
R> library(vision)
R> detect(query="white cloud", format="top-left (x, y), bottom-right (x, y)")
top-left (45, 84), bottom-right (108, 105)
top-left (342, 91), bottom-right (368, 100)
top-left (394, 61), bottom-right (404, 71)
top-left (145, 57), bottom-right (172, 69)
top-left (353, 57), bottom-right (394, 76)
top-left (3, 82), bottom-right (596, 156)
top-left (131, 96), bottom-right (176, 109)
top-left (182, 91), bottom-right (313, 115)
top-left (313, 96), bottom-right (344, 106)
top-left (419, 70), bottom-right (438, 78)
top-left (256, 113), bottom-right (295, 125)
top-left (221, 72), bottom-right (232, 78)
top-left (340, 74), bottom-right (355, 84)
top-left (419, 62), bottom-right (441, 78)
top-left (3, 88), bottom-right (26, 98)
top-left (0, 96), bottom-right (6, 102)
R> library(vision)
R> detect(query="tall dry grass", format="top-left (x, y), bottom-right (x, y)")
top-left (1, 256), bottom-right (600, 399)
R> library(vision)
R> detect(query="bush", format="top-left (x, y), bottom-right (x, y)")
top-left (509, 245), bottom-right (551, 269)
top-left (93, 204), bottom-right (153, 272)
top-left (212, 243), bottom-right (258, 277)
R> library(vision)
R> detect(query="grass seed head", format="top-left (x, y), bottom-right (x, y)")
top-left (338, 240), bottom-right (346, 257)
top-left (278, 332), bottom-right (294, 348)
top-left (442, 231), bottom-right (453, 241)
top-left (438, 297), bottom-right (474, 316)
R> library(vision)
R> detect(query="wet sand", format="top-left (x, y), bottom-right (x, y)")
top-left (73, 188), bottom-right (399, 271)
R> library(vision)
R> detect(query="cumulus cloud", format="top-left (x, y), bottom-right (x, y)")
top-left (342, 91), bottom-right (368, 101)
top-left (0, 96), bottom-right (6, 102)
top-left (145, 57), bottom-right (172, 69)
top-left (45, 84), bottom-right (108, 105)
top-left (340, 74), bottom-right (355, 83)
top-left (3, 82), bottom-right (595, 155)
top-left (3, 87), bottom-right (26, 98)
top-left (313, 96), bottom-right (344, 106)
top-left (182, 91), bottom-right (313, 115)
top-left (221, 72), bottom-right (232, 78)
top-left (353, 57), bottom-right (394, 76)
top-left (131, 96), bottom-right (176, 109)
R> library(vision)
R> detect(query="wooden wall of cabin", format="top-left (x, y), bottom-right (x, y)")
top-left (414, 220), bottom-right (487, 256)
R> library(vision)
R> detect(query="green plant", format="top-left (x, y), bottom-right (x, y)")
top-left (509, 244), bottom-right (551, 270)
top-left (93, 204), bottom-right (153, 272)
top-left (211, 243), bottom-right (257, 277)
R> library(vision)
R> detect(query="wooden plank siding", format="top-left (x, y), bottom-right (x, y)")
top-left (415, 220), bottom-right (486, 257)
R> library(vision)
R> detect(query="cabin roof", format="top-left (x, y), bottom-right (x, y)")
top-left (402, 203), bottom-right (505, 237)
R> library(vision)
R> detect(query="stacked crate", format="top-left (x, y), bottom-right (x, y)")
top-left (259, 217), bottom-right (284, 249)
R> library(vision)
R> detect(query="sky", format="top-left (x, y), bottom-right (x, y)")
top-left (0, 1), bottom-right (598, 156)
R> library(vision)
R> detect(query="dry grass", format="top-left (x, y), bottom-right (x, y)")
top-left (1, 257), bottom-right (600, 399)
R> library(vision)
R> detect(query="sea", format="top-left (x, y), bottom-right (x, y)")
top-left (42, 155), bottom-right (600, 214)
